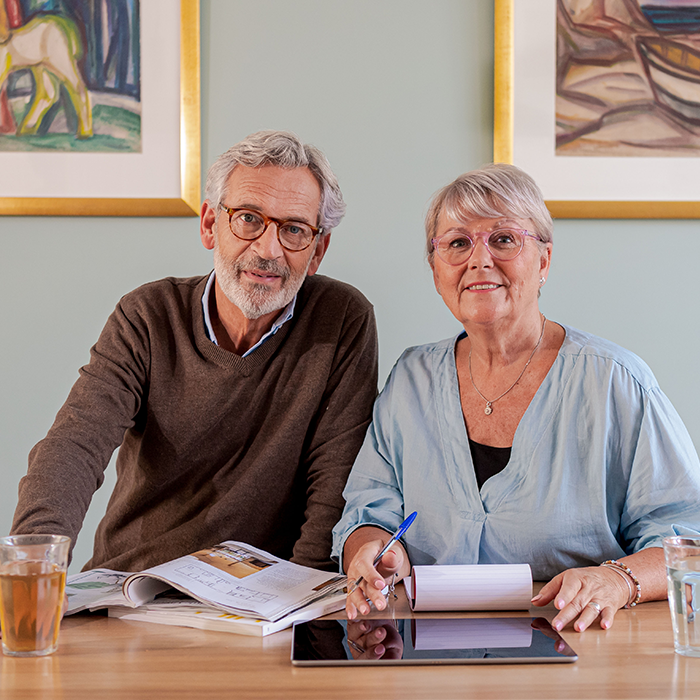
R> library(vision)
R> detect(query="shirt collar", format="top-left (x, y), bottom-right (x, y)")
top-left (202, 271), bottom-right (296, 357)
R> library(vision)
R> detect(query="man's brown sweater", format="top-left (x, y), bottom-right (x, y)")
top-left (12, 274), bottom-right (378, 572)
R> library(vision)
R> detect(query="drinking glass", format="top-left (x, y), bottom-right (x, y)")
top-left (663, 536), bottom-right (700, 657)
top-left (0, 535), bottom-right (70, 657)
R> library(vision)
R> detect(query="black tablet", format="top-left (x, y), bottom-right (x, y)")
top-left (291, 616), bottom-right (577, 666)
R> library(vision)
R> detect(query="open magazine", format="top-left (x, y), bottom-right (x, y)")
top-left (65, 541), bottom-right (348, 634)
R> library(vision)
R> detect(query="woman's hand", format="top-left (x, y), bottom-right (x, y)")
top-left (342, 526), bottom-right (409, 620)
top-left (531, 565), bottom-right (630, 632)
top-left (345, 540), bottom-right (405, 619)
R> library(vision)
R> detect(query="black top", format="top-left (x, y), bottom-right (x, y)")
top-left (468, 439), bottom-right (512, 490)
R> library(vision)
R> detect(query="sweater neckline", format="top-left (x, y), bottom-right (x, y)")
top-left (192, 275), bottom-right (294, 374)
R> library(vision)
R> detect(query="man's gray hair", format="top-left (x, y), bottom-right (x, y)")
top-left (425, 163), bottom-right (553, 261)
top-left (205, 130), bottom-right (346, 231)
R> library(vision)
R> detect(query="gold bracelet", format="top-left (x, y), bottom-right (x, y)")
top-left (601, 559), bottom-right (642, 608)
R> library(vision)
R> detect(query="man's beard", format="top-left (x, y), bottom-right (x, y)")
top-left (214, 247), bottom-right (313, 320)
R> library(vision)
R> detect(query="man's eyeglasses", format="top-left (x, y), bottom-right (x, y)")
top-left (220, 206), bottom-right (323, 252)
top-left (431, 228), bottom-right (541, 266)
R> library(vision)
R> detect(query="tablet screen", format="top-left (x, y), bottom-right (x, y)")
top-left (291, 617), bottom-right (577, 665)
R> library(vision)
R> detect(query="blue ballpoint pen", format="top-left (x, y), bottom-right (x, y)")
top-left (347, 511), bottom-right (417, 595)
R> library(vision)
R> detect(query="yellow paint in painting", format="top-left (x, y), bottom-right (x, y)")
top-left (0, 2), bottom-right (9, 43)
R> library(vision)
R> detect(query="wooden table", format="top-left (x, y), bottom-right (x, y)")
top-left (1, 591), bottom-right (699, 700)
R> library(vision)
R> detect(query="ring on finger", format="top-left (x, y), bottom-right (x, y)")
top-left (587, 601), bottom-right (602, 614)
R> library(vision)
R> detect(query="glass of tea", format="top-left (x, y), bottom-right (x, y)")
top-left (0, 535), bottom-right (71, 657)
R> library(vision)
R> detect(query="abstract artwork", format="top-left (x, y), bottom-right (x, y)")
top-left (0, 0), bottom-right (200, 217)
top-left (0, 0), bottom-right (140, 152)
top-left (557, 0), bottom-right (700, 157)
top-left (494, 0), bottom-right (700, 218)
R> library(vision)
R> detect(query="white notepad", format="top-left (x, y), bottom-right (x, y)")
top-left (405, 564), bottom-right (533, 611)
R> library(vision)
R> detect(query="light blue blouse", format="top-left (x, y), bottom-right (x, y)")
top-left (332, 325), bottom-right (700, 580)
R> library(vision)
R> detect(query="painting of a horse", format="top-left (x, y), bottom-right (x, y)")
top-left (0, 15), bottom-right (93, 137)
top-left (0, 0), bottom-right (140, 153)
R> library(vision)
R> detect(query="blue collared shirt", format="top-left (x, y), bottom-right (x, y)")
top-left (201, 271), bottom-right (295, 357)
top-left (332, 324), bottom-right (700, 579)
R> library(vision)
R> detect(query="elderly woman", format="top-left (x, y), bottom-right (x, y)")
top-left (332, 164), bottom-right (700, 633)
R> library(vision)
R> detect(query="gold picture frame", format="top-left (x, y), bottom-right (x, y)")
top-left (0, 0), bottom-right (200, 217)
top-left (493, 0), bottom-right (700, 219)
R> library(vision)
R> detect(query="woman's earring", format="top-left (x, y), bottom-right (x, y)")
top-left (539, 277), bottom-right (546, 286)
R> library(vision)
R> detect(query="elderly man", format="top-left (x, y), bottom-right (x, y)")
top-left (12, 130), bottom-right (378, 572)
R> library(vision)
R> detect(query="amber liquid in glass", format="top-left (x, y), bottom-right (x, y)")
top-left (0, 561), bottom-right (66, 656)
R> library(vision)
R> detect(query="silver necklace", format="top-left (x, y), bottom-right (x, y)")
top-left (468, 314), bottom-right (547, 416)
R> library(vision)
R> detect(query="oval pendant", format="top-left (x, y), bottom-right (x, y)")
top-left (484, 404), bottom-right (493, 415)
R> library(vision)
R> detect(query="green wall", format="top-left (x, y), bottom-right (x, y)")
top-left (1, 1), bottom-right (698, 571)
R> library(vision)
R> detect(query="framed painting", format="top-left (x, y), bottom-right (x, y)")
top-left (0, 0), bottom-right (200, 216)
top-left (494, 0), bottom-right (700, 218)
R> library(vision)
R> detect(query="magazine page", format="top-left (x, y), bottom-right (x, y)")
top-left (123, 541), bottom-right (347, 622)
top-left (408, 564), bottom-right (533, 611)
top-left (65, 569), bottom-right (134, 614)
